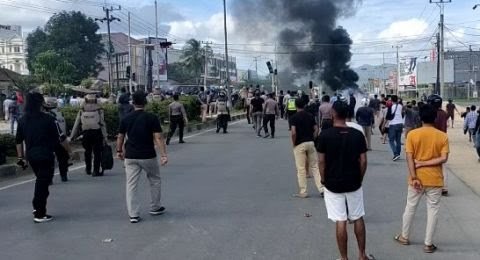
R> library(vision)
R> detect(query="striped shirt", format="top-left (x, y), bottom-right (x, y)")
top-left (464, 111), bottom-right (478, 129)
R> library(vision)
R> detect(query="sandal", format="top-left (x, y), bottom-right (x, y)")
top-left (424, 244), bottom-right (437, 253)
top-left (362, 254), bottom-right (376, 260)
top-left (394, 234), bottom-right (410, 245)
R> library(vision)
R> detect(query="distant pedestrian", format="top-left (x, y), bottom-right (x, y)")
top-left (306, 95), bottom-right (321, 125)
top-left (117, 91), bottom-right (169, 223)
top-left (70, 94), bottom-right (108, 176)
top-left (118, 88), bottom-right (133, 122)
top-left (263, 93), bottom-right (279, 138)
top-left (245, 89), bottom-right (253, 124)
top-left (250, 92), bottom-right (265, 137)
top-left (286, 92), bottom-right (297, 130)
top-left (289, 98), bottom-right (323, 198)
top-left (198, 87), bottom-right (209, 123)
top-left (404, 100), bottom-right (421, 138)
top-left (368, 94), bottom-right (381, 117)
top-left (379, 101), bottom-right (389, 144)
top-left (16, 93), bottom-right (60, 223)
top-left (166, 94), bottom-right (188, 145)
top-left (216, 91), bottom-right (229, 134)
top-left (70, 95), bottom-right (80, 107)
top-left (316, 100), bottom-right (374, 260)
top-left (7, 96), bottom-right (19, 134)
top-left (395, 104), bottom-right (449, 254)
top-left (278, 90), bottom-right (285, 119)
top-left (387, 95), bottom-right (404, 161)
top-left (356, 102), bottom-right (375, 150)
top-left (446, 99), bottom-right (459, 128)
top-left (348, 93), bottom-right (356, 118)
top-left (319, 95), bottom-right (333, 130)
top-left (474, 109), bottom-right (480, 162)
top-left (464, 105), bottom-right (477, 143)
top-left (3, 95), bottom-right (13, 121)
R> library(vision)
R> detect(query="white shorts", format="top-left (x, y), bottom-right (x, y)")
top-left (324, 187), bottom-right (365, 222)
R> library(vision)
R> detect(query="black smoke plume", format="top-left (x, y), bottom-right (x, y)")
top-left (231, 0), bottom-right (361, 91)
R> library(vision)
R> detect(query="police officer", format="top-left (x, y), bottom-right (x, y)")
top-left (198, 87), bottom-right (209, 123)
top-left (70, 94), bottom-right (108, 177)
top-left (286, 91), bottom-right (298, 130)
top-left (216, 91), bottom-right (229, 134)
top-left (166, 94), bottom-right (188, 145)
top-left (44, 97), bottom-right (71, 182)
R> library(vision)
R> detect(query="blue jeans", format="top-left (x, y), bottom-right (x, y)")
top-left (388, 123), bottom-right (403, 157)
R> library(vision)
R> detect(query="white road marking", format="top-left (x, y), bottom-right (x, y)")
top-left (0, 119), bottom-right (246, 191)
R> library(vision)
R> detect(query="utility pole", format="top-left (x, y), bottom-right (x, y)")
top-left (382, 52), bottom-right (386, 94)
top-left (393, 45), bottom-right (402, 96)
top-left (201, 41), bottom-right (212, 91)
top-left (154, 0), bottom-right (160, 89)
top-left (128, 11), bottom-right (132, 93)
top-left (430, 0), bottom-right (451, 97)
top-left (436, 32), bottom-right (441, 95)
top-left (95, 5), bottom-right (121, 94)
top-left (223, 0), bottom-right (231, 104)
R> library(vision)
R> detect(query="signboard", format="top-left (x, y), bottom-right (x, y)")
top-left (149, 37), bottom-right (168, 82)
top-left (399, 57), bottom-right (417, 90)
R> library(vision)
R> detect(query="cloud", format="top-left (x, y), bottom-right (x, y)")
top-left (378, 18), bottom-right (429, 40)
top-left (168, 12), bottom-right (235, 43)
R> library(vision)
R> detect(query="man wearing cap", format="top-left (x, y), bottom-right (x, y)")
top-left (70, 94), bottom-right (108, 176)
top-left (117, 91), bottom-right (168, 223)
top-left (166, 94), bottom-right (188, 145)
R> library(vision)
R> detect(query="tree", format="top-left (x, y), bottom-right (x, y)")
top-left (26, 11), bottom-right (104, 85)
top-left (33, 50), bottom-right (76, 85)
top-left (181, 39), bottom-right (204, 85)
top-left (12, 75), bottom-right (38, 94)
top-left (167, 62), bottom-right (196, 84)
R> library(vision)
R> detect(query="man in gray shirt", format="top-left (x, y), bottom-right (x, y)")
top-left (263, 93), bottom-right (279, 138)
top-left (166, 94), bottom-right (188, 145)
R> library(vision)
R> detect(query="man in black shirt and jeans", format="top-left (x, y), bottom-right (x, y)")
top-left (117, 91), bottom-right (169, 223)
top-left (290, 98), bottom-right (323, 198)
top-left (16, 93), bottom-right (60, 223)
top-left (316, 100), bottom-right (374, 260)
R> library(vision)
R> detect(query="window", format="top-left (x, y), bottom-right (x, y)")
top-left (0, 47), bottom-right (3, 53)
top-left (14, 46), bottom-right (20, 53)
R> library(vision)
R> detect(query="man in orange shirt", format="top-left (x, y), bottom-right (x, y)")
top-left (394, 104), bottom-right (449, 254)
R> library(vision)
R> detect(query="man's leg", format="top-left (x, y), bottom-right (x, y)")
top-left (354, 217), bottom-right (367, 259)
top-left (401, 185), bottom-right (423, 241)
top-left (336, 221), bottom-right (349, 260)
top-left (270, 115), bottom-right (275, 137)
top-left (92, 132), bottom-right (103, 175)
top-left (55, 145), bottom-right (69, 180)
top-left (424, 187), bottom-right (442, 246)
top-left (395, 125), bottom-right (403, 156)
top-left (30, 159), bottom-right (55, 218)
top-left (167, 118), bottom-right (178, 143)
top-left (363, 126), bottom-right (372, 150)
top-left (143, 158), bottom-right (163, 212)
top-left (125, 159), bottom-right (142, 218)
top-left (293, 143), bottom-right (308, 195)
top-left (246, 107), bottom-right (251, 124)
top-left (256, 114), bottom-right (263, 136)
top-left (82, 135), bottom-right (93, 175)
top-left (388, 126), bottom-right (397, 156)
top-left (178, 118), bottom-right (185, 142)
top-left (201, 104), bottom-right (207, 123)
top-left (263, 115), bottom-right (269, 134)
top-left (307, 142), bottom-right (323, 193)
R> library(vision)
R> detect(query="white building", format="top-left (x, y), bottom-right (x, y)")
top-left (0, 25), bottom-right (29, 75)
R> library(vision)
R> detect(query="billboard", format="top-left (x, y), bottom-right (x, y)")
top-left (149, 37), bottom-right (168, 82)
top-left (399, 57), bottom-right (417, 90)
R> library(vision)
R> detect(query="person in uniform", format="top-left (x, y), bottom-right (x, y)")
top-left (286, 92), bottom-right (298, 130)
top-left (166, 94), bottom-right (188, 145)
top-left (70, 94), bottom-right (108, 176)
top-left (44, 97), bottom-right (71, 182)
top-left (216, 91), bottom-right (230, 134)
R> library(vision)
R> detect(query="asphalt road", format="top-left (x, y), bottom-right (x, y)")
top-left (1, 119), bottom-right (480, 260)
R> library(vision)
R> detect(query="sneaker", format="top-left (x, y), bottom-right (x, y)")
top-left (257, 135), bottom-right (262, 138)
top-left (149, 207), bottom-right (166, 216)
top-left (129, 217), bottom-right (141, 223)
top-left (166, 139), bottom-right (171, 145)
top-left (179, 140), bottom-right (186, 144)
top-left (61, 175), bottom-right (68, 182)
top-left (292, 193), bottom-right (309, 198)
top-left (442, 190), bottom-right (448, 196)
top-left (216, 129), bottom-right (220, 133)
top-left (320, 192), bottom-right (324, 198)
top-left (34, 215), bottom-right (53, 223)
top-left (223, 131), bottom-right (228, 134)
top-left (264, 133), bottom-right (270, 138)
top-left (271, 135), bottom-right (274, 138)
top-left (392, 155), bottom-right (400, 161)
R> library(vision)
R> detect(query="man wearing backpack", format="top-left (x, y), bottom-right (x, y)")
top-left (387, 95), bottom-right (404, 161)
top-left (70, 94), bottom-right (108, 176)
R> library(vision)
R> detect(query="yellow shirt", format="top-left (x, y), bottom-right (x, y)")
top-left (405, 126), bottom-right (449, 187)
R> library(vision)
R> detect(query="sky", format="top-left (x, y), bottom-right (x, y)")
top-left (1, 0), bottom-right (480, 74)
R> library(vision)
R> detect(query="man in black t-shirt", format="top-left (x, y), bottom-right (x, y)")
top-left (289, 98), bottom-right (323, 198)
top-left (117, 91), bottom-right (169, 224)
top-left (250, 92), bottom-right (265, 137)
top-left (316, 100), bottom-right (374, 260)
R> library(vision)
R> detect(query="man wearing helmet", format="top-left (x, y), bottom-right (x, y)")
top-left (44, 97), bottom-right (71, 182)
top-left (70, 94), bottom-right (108, 176)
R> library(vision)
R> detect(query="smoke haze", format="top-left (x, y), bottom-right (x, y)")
top-left (231, 0), bottom-right (362, 91)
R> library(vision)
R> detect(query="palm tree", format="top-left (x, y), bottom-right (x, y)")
top-left (181, 39), bottom-right (204, 85)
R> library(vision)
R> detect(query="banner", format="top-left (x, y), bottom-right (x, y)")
top-left (399, 57), bottom-right (417, 90)
top-left (149, 38), bottom-right (168, 82)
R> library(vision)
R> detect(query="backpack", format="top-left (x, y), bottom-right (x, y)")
top-left (386, 104), bottom-right (398, 121)
top-left (8, 103), bottom-right (18, 115)
top-left (81, 110), bottom-right (101, 131)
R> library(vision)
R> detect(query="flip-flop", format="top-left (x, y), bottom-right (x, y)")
top-left (424, 244), bottom-right (437, 253)
top-left (394, 234), bottom-right (410, 245)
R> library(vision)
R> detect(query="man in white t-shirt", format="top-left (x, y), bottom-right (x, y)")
top-left (388, 95), bottom-right (404, 161)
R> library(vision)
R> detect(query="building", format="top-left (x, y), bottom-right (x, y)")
top-left (445, 50), bottom-right (480, 85)
top-left (0, 25), bottom-right (29, 75)
top-left (0, 68), bottom-right (20, 96)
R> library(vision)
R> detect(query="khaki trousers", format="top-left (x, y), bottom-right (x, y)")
top-left (125, 158), bottom-right (162, 218)
top-left (201, 104), bottom-right (208, 123)
top-left (401, 185), bottom-right (442, 245)
top-left (293, 141), bottom-right (323, 195)
top-left (362, 126), bottom-right (372, 150)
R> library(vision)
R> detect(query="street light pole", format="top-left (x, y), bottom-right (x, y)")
top-left (223, 0), bottom-right (231, 104)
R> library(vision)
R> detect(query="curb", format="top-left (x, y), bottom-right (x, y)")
top-left (0, 113), bottom-right (247, 181)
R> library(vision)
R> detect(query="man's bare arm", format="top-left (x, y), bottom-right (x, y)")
top-left (290, 126), bottom-right (297, 147)
top-left (318, 153), bottom-right (326, 182)
top-left (154, 132), bottom-right (168, 157)
top-left (406, 152), bottom-right (418, 179)
top-left (359, 152), bottom-right (367, 180)
top-left (415, 153), bottom-right (449, 168)
top-left (16, 144), bottom-right (24, 158)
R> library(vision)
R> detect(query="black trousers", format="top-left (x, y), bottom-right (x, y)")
top-left (82, 129), bottom-right (103, 174)
top-left (54, 144), bottom-right (69, 178)
top-left (168, 115), bottom-right (185, 141)
top-left (287, 111), bottom-right (296, 129)
top-left (246, 106), bottom-right (251, 124)
top-left (30, 158), bottom-right (55, 218)
top-left (263, 114), bottom-right (276, 137)
top-left (217, 114), bottom-right (229, 132)
top-left (279, 104), bottom-right (285, 119)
